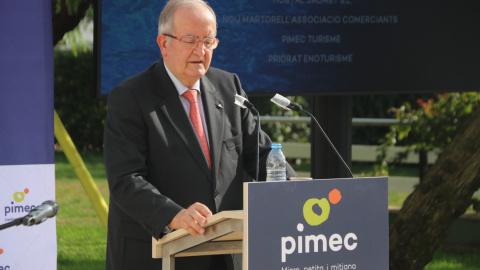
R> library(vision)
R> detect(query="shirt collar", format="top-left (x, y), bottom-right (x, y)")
top-left (163, 61), bottom-right (201, 96)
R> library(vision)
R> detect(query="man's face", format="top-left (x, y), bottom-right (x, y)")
top-left (157, 6), bottom-right (217, 88)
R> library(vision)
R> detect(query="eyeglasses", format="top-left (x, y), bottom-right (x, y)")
top-left (163, 34), bottom-right (219, 50)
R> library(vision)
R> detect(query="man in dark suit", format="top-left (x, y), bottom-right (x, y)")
top-left (103, 0), bottom-right (296, 269)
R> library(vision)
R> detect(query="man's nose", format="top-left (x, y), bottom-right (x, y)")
top-left (193, 40), bottom-right (208, 52)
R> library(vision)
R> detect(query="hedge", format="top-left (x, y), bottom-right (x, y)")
top-left (54, 49), bottom-right (106, 152)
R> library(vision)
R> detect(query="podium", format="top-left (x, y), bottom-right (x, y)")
top-left (152, 211), bottom-right (244, 270)
top-left (153, 177), bottom-right (389, 269)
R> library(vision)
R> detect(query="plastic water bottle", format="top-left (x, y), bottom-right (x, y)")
top-left (266, 143), bottom-right (287, 181)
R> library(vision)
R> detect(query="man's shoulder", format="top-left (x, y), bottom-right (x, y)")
top-left (118, 62), bottom-right (160, 88)
top-left (205, 66), bottom-right (237, 84)
top-left (109, 62), bottom-right (163, 98)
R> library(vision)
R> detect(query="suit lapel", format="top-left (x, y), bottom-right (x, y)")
top-left (201, 76), bottom-right (224, 183)
top-left (153, 62), bottom-right (212, 180)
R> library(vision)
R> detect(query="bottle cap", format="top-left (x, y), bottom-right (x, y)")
top-left (271, 143), bottom-right (282, 149)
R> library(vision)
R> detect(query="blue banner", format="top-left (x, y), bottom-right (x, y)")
top-left (99, 0), bottom-right (480, 96)
top-left (0, 0), bottom-right (54, 166)
top-left (0, 2), bottom-right (57, 269)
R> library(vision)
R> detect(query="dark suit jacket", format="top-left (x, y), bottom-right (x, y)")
top-left (103, 60), bottom-right (296, 270)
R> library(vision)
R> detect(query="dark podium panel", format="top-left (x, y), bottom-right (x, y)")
top-left (244, 177), bottom-right (388, 269)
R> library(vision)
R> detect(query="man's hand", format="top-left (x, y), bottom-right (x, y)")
top-left (167, 202), bottom-right (213, 237)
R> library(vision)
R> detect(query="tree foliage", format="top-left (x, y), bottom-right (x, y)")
top-left (373, 92), bottom-right (480, 175)
top-left (52, 0), bottom-right (92, 46)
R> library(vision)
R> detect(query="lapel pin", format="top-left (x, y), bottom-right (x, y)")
top-left (216, 103), bottom-right (223, 109)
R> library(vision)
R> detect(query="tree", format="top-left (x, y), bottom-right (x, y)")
top-left (52, 0), bottom-right (92, 46)
top-left (373, 93), bottom-right (479, 179)
top-left (389, 105), bottom-right (480, 269)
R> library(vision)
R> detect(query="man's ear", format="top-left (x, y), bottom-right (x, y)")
top-left (157, 35), bottom-right (168, 57)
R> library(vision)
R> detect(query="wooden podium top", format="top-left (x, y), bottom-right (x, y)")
top-left (152, 210), bottom-right (244, 259)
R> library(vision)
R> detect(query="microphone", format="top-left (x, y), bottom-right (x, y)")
top-left (271, 94), bottom-right (302, 111)
top-left (22, 200), bottom-right (59, 226)
top-left (234, 94), bottom-right (255, 109)
top-left (234, 94), bottom-right (260, 181)
top-left (270, 94), bottom-right (354, 178)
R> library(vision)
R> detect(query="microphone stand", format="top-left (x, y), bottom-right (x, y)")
top-left (0, 217), bottom-right (23, 231)
top-left (271, 94), bottom-right (353, 178)
top-left (300, 108), bottom-right (354, 178)
top-left (251, 107), bottom-right (260, 182)
top-left (234, 94), bottom-right (260, 181)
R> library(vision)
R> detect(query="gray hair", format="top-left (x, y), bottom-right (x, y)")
top-left (158, 0), bottom-right (217, 40)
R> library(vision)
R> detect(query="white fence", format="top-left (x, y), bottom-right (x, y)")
top-left (261, 116), bottom-right (438, 164)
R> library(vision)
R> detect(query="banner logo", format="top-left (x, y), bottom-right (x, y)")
top-left (4, 188), bottom-right (36, 221)
top-left (13, 188), bottom-right (29, 203)
top-left (0, 250), bottom-right (11, 269)
top-left (303, 189), bottom-right (341, 226)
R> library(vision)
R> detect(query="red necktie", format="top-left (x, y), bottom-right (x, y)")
top-left (182, 90), bottom-right (211, 169)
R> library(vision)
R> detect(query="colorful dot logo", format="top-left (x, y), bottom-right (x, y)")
top-left (0, 248), bottom-right (3, 255)
top-left (13, 188), bottom-right (29, 203)
top-left (303, 189), bottom-right (341, 226)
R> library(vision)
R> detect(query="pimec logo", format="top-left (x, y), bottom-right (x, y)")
top-left (4, 188), bottom-right (36, 222)
top-left (0, 248), bottom-right (11, 270)
top-left (281, 189), bottom-right (358, 263)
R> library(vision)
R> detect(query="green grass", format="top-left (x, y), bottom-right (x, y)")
top-left (425, 248), bottom-right (480, 270)
top-left (388, 191), bottom-right (410, 208)
top-left (55, 152), bottom-right (480, 269)
top-left (56, 152), bottom-right (108, 270)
